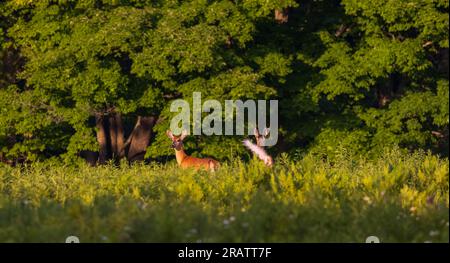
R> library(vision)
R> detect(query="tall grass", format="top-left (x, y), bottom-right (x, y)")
top-left (0, 149), bottom-right (448, 242)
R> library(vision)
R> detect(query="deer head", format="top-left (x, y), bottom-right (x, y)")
top-left (254, 127), bottom-right (270, 147)
top-left (166, 130), bottom-right (188, 151)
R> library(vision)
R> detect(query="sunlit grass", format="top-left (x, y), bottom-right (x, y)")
top-left (0, 148), bottom-right (448, 242)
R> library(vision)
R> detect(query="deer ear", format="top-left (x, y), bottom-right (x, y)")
top-left (166, 130), bottom-right (174, 140)
top-left (254, 127), bottom-right (260, 137)
top-left (263, 128), bottom-right (270, 137)
top-left (180, 129), bottom-right (188, 140)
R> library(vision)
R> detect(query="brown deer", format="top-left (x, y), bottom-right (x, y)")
top-left (166, 130), bottom-right (220, 171)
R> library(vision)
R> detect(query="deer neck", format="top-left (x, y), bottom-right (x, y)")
top-left (174, 148), bottom-right (188, 165)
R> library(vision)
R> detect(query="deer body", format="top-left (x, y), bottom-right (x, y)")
top-left (174, 148), bottom-right (219, 170)
top-left (167, 130), bottom-right (220, 171)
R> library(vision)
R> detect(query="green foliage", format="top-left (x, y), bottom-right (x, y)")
top-left (0, 0), bottom-right (448, 162)
top-left (0, 1), bottom-right (447, 243)
top-left (0, 150), bottom-right (448, 242)
top-left (292, 0), bottom-right (449, 158)
top-left (360, 81), bottom-right (449, 153)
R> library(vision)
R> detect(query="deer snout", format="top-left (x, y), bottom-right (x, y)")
top-left (171, 141), bottom-right (183, 150)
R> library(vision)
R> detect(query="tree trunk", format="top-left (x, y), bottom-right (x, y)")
top-left (93, 113), bottom-right (154, 164)
top-left (115, 113), bottom-right (125, 159)
top-left (275, 8), bottom-right (289, 24)
top-left (108, 112), bottom-right (125, 160)
top-left (95, 113), bottom-right (109, 164)
top-left (109, 114), bottom-right (118, 159)
top-left (127, 116), bottom-right (156, 162)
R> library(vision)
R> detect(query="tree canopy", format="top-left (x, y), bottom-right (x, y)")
top-left (0, 0), bottom-right (448, 164)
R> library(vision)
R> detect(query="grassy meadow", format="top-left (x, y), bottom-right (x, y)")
top-left (0, 149), bottom-right (448, 243)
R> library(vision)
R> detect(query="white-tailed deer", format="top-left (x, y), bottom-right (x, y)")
top-left (166, 130), bottom-right (220, 171)
top-left (243, 127), bottom-right (273, 167)
top-left (243, 139), bottom-right (273, 167)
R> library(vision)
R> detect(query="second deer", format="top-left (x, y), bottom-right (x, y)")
top-left (243, 128), bottom-right (273, 167)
